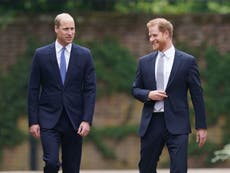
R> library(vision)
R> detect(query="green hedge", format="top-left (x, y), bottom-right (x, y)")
top-left (79, 38), bottom-right (136, 97)
top-left (0, 0), bottom-right (229, 14)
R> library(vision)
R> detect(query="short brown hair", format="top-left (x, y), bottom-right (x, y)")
top-left (147, 18), bottom-right (173, 38)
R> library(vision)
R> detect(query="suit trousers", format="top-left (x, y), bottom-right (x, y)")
top-left (139, 113), bottom-right (188, 173)
top-left (40, 109), bottom-right (82, 173)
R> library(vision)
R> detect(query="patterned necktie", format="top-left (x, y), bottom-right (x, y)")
top-left (155, 52), bottom-right (165, 111)
top-left (60, 47), bottom-right (66, 84)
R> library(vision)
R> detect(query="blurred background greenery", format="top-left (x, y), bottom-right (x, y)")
top-left (0, 0), bottom-right (230, 14)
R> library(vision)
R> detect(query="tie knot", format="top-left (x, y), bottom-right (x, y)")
top-left (158, 52), bottom-right (164, 58)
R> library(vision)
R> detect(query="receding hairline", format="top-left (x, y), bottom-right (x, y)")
top-left (54, 13), bottom-right (74, 27)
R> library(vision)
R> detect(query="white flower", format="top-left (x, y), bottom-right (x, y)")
top-left (211, 144), bottom-right (230, 163)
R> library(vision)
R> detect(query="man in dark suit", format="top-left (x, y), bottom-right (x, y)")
top-left (132, 18), bottom-right (207, 173)
top-left (28, 13), bottom-right (96, 173)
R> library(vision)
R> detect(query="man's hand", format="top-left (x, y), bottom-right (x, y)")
top-left (196, 129), bottom-right (207, 148)
top-left (148, 90), bottom-right (168, 101)
top-left (78, 121), bottom-right (90, 137)
top-left (29, 124), bottom-right (40, 138)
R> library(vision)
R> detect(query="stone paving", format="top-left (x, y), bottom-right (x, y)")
top-left (0, 169), bottom-right (230, 173)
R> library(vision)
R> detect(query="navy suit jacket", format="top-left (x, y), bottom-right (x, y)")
top-left (28, 42), bottom-right (96, 130)
top-left (132, 49), bottom-right (207, 137)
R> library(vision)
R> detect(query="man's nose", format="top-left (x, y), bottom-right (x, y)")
top-left (67, 29), bottom-right (74, 34)
top-left (149, 36), bottom-right (154, 42)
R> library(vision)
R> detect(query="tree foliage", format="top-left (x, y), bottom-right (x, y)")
top-left (0, 39), bottom-right (37, 160)
top-left (115, 0), bottom-right (230, 14)
top-left (0, 0), bottom-right (229, 14)
top-left (202, 47), bottom-right (230, 125)
top-left (79, 38), bottom-right (136, 97)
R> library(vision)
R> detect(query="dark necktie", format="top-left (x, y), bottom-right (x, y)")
top-left (60, 47), bottom-right (66, 84)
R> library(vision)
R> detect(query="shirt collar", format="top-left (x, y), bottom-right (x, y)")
top-left (162, 45), bottom-right (175, 59)
top-left (55, 40), bottom-right (72, 53)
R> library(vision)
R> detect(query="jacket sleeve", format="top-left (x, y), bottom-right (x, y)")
top-left (188, 57), bottom-right (207, 129)
top-left (82, 50), bottom-right (96, 125)
top-left (132, 59), bottom-right (151, 103)
top-left (27, 50), bottom-right (41, 127)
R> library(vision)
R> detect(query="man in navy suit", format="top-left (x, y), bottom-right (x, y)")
top-left (28, 13), bottom-right (96, 173)
top-left (132, 18), bottom-right (207, 173)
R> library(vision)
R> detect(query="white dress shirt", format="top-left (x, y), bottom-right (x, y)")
top-left (55, 41), bottom-right (72, 70)
top-left (154, 45), bottom-right (175, 112)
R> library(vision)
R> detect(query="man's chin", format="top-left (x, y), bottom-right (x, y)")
top-left (152, 46), bottom-right (158, 51)
top-left (66, 39), bottom-right (73, 43)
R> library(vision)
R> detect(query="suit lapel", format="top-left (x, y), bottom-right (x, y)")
top-left (49, 43), bottom-right (63, 85)
top-left (151, 53), bottom-right (157, 89)
top-left (166, 50), bottom-right (182, 90)
top-left (64, 44), bottom-right (78, 86)
top-left (145, 52), bottom-right (157, 89)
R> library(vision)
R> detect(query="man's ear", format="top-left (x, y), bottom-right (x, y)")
top-left (164, 30), bottom-right (170, 39)
top-left (54, 25), bottom-right (58, 34)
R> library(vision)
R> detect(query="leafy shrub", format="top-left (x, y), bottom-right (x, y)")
top-left (79, 38), bottom-right (136, 97)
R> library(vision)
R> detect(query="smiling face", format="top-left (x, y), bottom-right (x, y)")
top-left (147, 18), bottom-right (173, 52)
top-left (148, 25), bottom-right (168, 52)
top-left (55, 14), bottom-right (75, 46)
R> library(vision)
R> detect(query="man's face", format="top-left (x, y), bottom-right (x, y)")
top-left (55, 18), bottom-right (75, 46)
top-left (148, 25), bottom-right (167, 51)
